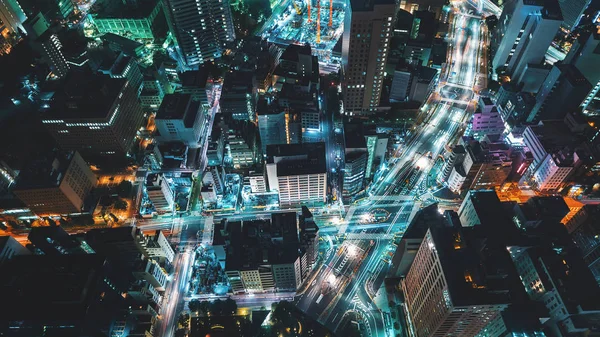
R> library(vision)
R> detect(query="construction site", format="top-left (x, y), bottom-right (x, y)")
top-left (258, 0), bottom-right (346, 73)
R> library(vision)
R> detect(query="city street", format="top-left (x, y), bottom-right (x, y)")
top-left (294, 1), bottom-right (491, 336)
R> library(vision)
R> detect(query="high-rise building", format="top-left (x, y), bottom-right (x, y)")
top-left (13, 151), bottom-right (96, 216)
top-left (19, 0), bottom-right (73, 21)
top-left (227, 132), bottom-right (255, 168)
top-left (155, 93), bottom-right (207, 147)
top-left (401, 212), bottom-right (511, 337)
top-left (146, 174), bottom-right (174, 212)
top-left (445, 140), bottom-right (512, 195)
top-left (299, 207), bottom-right (319, 268)
top-left (257, 99), bottom-right (298, 153)
top-left (87, 0), bottom-right (166, 40)
top-left (557, 0), bottom-right (591, 31)
top-left (220, 71), bottom-right (256, 121)
top-left (471, 97), bottom-right (505, 140)
top-left (23, 13), bottom-right (70, 78)
top-left (162, 0), bottom-right (235, 68)
top-left (565, 29), bottom-right (600, 116)
top-left (0, 236), bottom-right (30, 265)
top-left (41, 71), bottom-right (145, 156)
top-left (343, 123), bottom-right (368, 198)
top-left (342, 0), bottom-right (396, 115)
top-left (390, 60), bottom-right (414, 102)
top-left (492, 0), bottom-right (562, 80)
top-left (519, 121), bottom-right (579, 191)
top-left (265, 143), bottom-right (327, 206)
top-left (364, 130), bottom-right (388, 179)
top-left (0, 0), bottom-right (26, 33)
top-left (526, 64), bottom-right (591, 122)
top-left (220, 212), bottom-right (309, 294)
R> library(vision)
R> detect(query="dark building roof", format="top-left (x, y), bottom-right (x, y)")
top-left (42, 71), bottom-right (125, 119)
top-left (156, 93), bottom-right (201, 128)
top-left (13, 150), bottom-right (76, 190)
top-left (225, 212), bottom-right (301, 271)
top-left (344, 123), bottom-right (367, 149)
top-left (350, 0), bottom-right (395, 11)
top-left (180, 67), bottom-right (210, 88)
top-left (92, 0), bottom-right (159, 19)
top-left (0, 254), bottom-right (106, 322)
top-left (266, 142), bottom-right (327, 176)
top-left (279, 44), bottom-right (312, 62)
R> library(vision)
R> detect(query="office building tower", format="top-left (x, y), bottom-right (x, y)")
top-left (278, 84), bottom-right (321, 143)
top-left (220, 71), bottom-right (256, 121)
top-left (390, 60), bottom-right (413, 102)
top-left (155, 93), bottom-right (206, 147)
top-left (565, 29), bottom-right (600, 116)
top-left (401, 213), bottom-right (511, 337)
top-left (41, 71), bottom-right (145, 156)
top-left (410, 65), bottom-right (438, 103)
top-left (87, 0), bottom-right (166, 40)
top-left (180, 67), bottom-right (215, 107)
top-left (220, 213), bottom-right (309, 293)
top-left (364, 130), bottom-right (388, 178)
top-left (162, 0), bottom-right (235, 68)
top-left (492, 0), bottom-right (562, 80)
top-left (23, 12), bottom-right (70, 78)
top-left (19, 0), bottom-right (73, 21)
top-left (0, 0), bottom-right (26, 33)
top-left (98, 53), bottom-right (143, 96)
top-left (514, 63), bottom-right (551, 93)
top-left (0, 236), bottom-right (30, 265)
top-left (140, 64), bottom-right (173, 111)
top-left (206, 131), bottom-right (224, 167)
top-left (85, 227), bottom-right (144, 268)
top-left (13, 151), bottom-right (96, 216)
top-left (526, 64), bottom-right (591, 122)
top-left (227, 132), bottom-right (255, 168)
top-left (257, 98), bottom-right (299, 153)
top-left (471, 97), bottom-right (505, 140)
top-left (557, 0), bottom-right (591, 31)
top-left (445, 140), bottom-right (512, 195)
top-left (569, 205), bottom-right (600, 282)
top-left (265, 143), bottom-right (327, 206)
top-left (146, 174), bottom-right (174, 212)
top-left (299, 207), bottom-right (319, 268)
top-left (458, 190), bottom-right (508, 227)
top-left (519, 121), bottom-right (579, 191)
top-left (272, 44), bottom-right (319, 92)
top-left (343, 123), bottom-right (368, 197)
top-left (342, 0), bottom-right (396, 115)
top-left (248, 171), bottom-right (267, 194)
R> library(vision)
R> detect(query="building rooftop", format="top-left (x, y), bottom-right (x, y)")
top-left (266, 142), bottom-right (327, 176)
top-left (13, 150), bottom-right (76, 190)
top-left (180, 67), bottom-right (210, 88)
top-left (41, 71), bottom-right (125, 120)
top-left (0, 254), bottom-right (106, 321)
top-left (344, 123), bottom-right (367, 149)
top-left (91, 0), bottom-right (159, 19)
top-left (156, 93), bottom-right (201, 128)
top-left (225, 212), bottom-right (301, 271)
top-left (430, 219), bottom-right (515, 307)
top-left (350, 0), bottom-right (396, 11)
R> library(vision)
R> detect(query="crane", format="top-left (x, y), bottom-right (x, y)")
top-left (292, 1), bottom-right (302, 15)
top-left (316, 0), bottom-right (321, 43)
top-left (328, 0), bottom-right (333, 27)
top-left (307, 0), bottom-right (312, 23)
